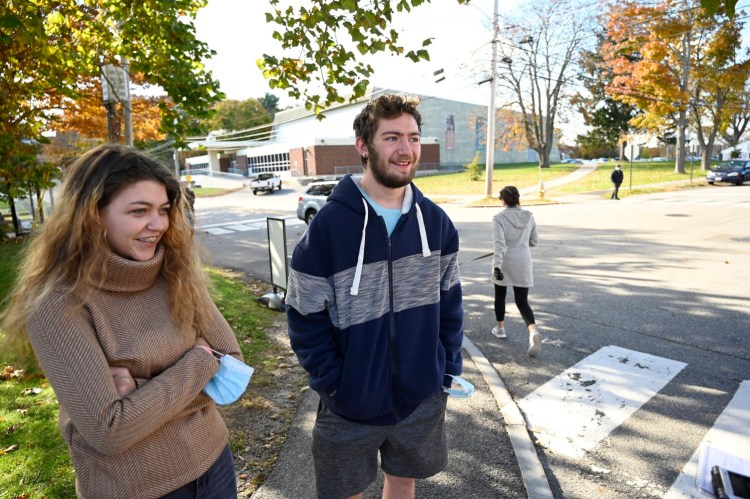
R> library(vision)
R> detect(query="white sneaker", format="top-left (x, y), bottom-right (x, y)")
top-left (528, 331), bottom-right (542, 357)
top-left (491, 326), bottom-right (507, 339)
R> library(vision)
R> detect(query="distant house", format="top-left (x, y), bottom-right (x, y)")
top-left (720, 140), bottom-right (750, 160)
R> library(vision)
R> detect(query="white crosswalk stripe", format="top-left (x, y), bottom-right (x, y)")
top-left (518, 345), bottom-right (687, 459)
top-left (665, 380), bottom-right (750, 499)
top-left (199, 216), bottom-right (303, 234)
top-left (513, 345), bottom-right (750, 498)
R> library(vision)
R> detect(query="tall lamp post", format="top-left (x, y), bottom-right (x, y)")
top-left (484, 0), bottom-right (499, 198)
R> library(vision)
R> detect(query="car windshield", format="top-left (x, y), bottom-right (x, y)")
top-left (257, 173), bottom-right (274, 180)
top-left (719, 161), bottom-right (746, 169)
top-left (307, 183), bottom-right (336, 196)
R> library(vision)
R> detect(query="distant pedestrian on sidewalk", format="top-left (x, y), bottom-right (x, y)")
top-left (491, 186), bottom-right (542, 357)
top-left (610, 163), bottom-right (624, 200)
top-left (286, 94), bottom-right (464, 499)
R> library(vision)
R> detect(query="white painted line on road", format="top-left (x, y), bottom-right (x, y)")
top-left (200, 216), bottom-right (301, 230)
top-left (229, 224), bottom-right (262, 232)
top-left (200, 217), bottom-right (268, 229)
top-left (665, 380), bottom-right (750, 499)
top-left (203, 227), bottom-right (235, 235)
top-left (518, 345), bottom-right (687, 459)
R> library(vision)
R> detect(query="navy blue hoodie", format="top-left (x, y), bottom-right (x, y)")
top-left (286, 174), bottom-right (464, 425)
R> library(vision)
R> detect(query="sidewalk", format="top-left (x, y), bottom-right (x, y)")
top-left (251, 338), bottom-right (549, 499)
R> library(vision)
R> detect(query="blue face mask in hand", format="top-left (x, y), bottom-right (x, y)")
top-left (203, 351), bottom-right (254, 405)
top-left (443, 375), bottom-right (475, 398)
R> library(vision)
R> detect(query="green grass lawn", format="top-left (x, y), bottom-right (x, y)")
top-left (414, 160), bottom-right (711, 201)
top-left (193, 187), bottom-right (241, 197)
top-left (0, 240), bottom-right (285, 497)
top-left (546, 160), bottom-right (708, 197)
top-left (414, 162), bottom-right (580, 196)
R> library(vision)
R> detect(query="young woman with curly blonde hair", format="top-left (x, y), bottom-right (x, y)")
top-left (2, 144), bottom-right (241, 498)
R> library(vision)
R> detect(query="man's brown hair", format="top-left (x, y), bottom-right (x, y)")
top-left (353, 94), bottom-right (422, 168)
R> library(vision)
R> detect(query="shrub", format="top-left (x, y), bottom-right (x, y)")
top-left (465, 153), bottom-right (482, 181)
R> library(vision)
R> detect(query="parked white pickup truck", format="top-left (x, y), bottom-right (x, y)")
top-left (248, 173), bottom-right (282, 195)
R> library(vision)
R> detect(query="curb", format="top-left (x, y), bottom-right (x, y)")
top-left (462, 336), bottom-right (554, 499)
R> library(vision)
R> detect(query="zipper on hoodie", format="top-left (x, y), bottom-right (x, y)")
top-left (386, 224), bottom-right (401, 422)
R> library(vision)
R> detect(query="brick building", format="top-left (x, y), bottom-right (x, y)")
top-left (184, 87), bottom-right (555, 179)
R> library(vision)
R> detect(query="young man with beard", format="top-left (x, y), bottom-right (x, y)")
top-left (285, 94), bottom-right (464, 499)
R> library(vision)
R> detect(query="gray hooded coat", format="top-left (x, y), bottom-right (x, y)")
top-left (491, 206), bottom-right (538, 287)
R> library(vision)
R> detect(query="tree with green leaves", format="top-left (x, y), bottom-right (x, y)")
top-left (200, 99), bottom-right (272, 137)
top-left (258, 0), bottom-right (469, 116)
top-left (701, 0), bottom-right (738, 17)
top-left (1, 0), bottom-right (224, 229)
top-left (260, 93), bottom-right (280, 118)
top-left (573, 33), bottom-right (640, 159)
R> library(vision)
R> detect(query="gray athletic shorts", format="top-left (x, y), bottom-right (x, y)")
top-left (311, 390), bottom-right (448, 499)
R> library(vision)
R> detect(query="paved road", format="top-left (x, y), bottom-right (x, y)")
top-left (448, 186), bottom-right (750, 498)
top-left (195, 180), bottom-right (750, 498)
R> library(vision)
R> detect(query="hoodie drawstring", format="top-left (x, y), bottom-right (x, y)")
top-left (350, 198), bottom-right (369, 296)
top-left (415, 203), bottom-right (431, 257)
top-left (350, 198), bottom-right (431, 296)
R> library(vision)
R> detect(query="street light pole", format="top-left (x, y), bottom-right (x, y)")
top-left (484, 0), bottom-right (499, 198)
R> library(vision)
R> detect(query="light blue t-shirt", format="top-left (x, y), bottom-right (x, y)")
top-left (357, 186), bottom-right (402, 236)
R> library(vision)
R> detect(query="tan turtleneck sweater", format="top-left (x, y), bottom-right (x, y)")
top-left (25, 248), bottom-right (242, 498)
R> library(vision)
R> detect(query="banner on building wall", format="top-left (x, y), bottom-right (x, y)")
top-left (475, 117), bottom-right (486, 153)
top-left (445, 114), bottom-right (456, 151)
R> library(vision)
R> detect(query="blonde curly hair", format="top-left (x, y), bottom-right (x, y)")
top-left (2, 144), bottom-right (215, 362)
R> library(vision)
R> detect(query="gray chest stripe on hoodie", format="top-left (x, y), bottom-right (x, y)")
top-left (287, 250), bottom-right (458, 330)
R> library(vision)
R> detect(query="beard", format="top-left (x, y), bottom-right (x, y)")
top-left (367, 147), bottom-right (420, 189)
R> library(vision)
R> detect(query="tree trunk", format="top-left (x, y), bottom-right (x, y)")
top-left (35, 187), bottom-right (45, 223)
top-left (9, 196), bottom-right (21, 236)
top-left (674, 107), bottom-right (687, 174)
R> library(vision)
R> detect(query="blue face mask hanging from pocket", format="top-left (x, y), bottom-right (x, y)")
top-left (443, 374), bottom-right (475, 398)
top-left (203, 351), bottom-right (254, 405)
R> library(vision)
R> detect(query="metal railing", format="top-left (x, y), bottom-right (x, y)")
top-left (180, 168), bottom-right (245, 180)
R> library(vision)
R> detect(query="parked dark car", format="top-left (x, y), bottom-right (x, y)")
top-left (706, 160), bottom-right (750, 185)
top-left (297, 180), bottom-right (339, 224)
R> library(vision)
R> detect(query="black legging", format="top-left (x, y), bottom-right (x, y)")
top-left (494, 284), bottom-right (536, 326)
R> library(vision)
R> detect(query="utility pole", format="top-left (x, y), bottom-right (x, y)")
top-left (485, 0), bottom-right (499, 198)
top-left (101, 63), bottom-right (130, 145)
top-left (120, 55), bottom-right (133, 146)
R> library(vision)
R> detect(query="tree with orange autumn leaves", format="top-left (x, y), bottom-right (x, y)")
top-left (600, 0), bottom-right (749, 173)
top-left (49, 75), bottom-right (168, 163)
top-left (1, 0), bottom-right (222, 233)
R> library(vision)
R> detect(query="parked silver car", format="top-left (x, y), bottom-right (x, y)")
top-left (297, 180), bottom-right (339, 224)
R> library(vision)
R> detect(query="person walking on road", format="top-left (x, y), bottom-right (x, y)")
top-left (285, 94), bottom-right (464, 499)
top-left (491, 186), bottom-right (542, 357)
top-left (610, 163), bottom-right (624, 200)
